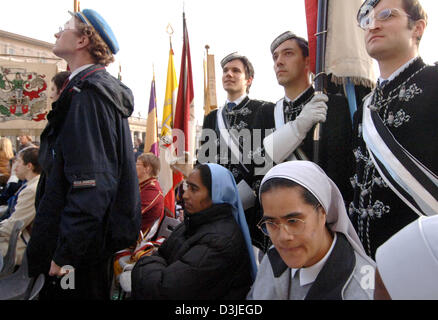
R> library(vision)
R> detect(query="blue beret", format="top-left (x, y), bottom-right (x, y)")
top-left (71, 9), bottom-right (119, 54)
top-left (357, 0), bottom-right (381, 25)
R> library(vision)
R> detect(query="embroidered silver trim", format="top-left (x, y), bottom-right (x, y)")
top-left (226, 107), bottom-right (252, 117)
top-left (393, 109), bottom-right (411, 128)
top-left (233, 121), bottom-right (248, 131)
top-left (351, 62), bottom-right (427, 256)
top-left (398, 83), bottom-right (422, 102)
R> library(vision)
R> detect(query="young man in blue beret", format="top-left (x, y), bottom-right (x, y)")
top-left (350, 0), bottom-right (438, 259)
top-left (27, 9), bottom-right (141, 300)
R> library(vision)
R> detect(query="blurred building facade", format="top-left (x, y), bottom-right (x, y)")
top-left (0, 29), bottom-right (148, 152)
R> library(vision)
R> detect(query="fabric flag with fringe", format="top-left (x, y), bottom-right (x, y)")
top-left (305, 0), bottom-right (376, 88)
top-left (305, 0), bottom-right (377, 124)
top-left (158, 45), bottom-right (179, 217)
top-left (145, 75), bottom-right (159, 156)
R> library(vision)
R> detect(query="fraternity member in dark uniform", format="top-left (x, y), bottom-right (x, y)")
top-left (198, 52), bottom-right (274, 253)
top-left (350, 0), bottom-right (438, 259)
top-left (258, 31), bottom-right (354, 204)
top-left (26, 9), bottom-right (141, 299)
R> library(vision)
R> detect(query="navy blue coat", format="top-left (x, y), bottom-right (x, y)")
top-left (27, 65), bottom-right (141, 276)
top-left (131, 204), bottom-right (252, 300)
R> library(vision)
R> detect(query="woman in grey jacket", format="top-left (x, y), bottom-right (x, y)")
top-left (247, 161), bottom-right (375, 300)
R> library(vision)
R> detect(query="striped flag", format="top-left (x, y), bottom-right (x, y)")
top-left (172, 12), bottom-right (195, 178)
top-left (158, 44), bottom-right (179, 217)
top-left (161, 46), bottom-right (178, 143)
top-left (145, 75), bottom-right (159, 156)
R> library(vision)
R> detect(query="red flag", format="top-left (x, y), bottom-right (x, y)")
top-left (173, 12), bottom-right (195, 179)
top-left (305, 0), bottom-right (318, 75)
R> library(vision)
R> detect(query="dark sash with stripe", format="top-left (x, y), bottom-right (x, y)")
top-left (216, 102), bottom-right (251, 176)
top-left (362, 96), bottom-right (438, 216)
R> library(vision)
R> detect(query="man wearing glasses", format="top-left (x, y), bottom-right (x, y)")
top-left (350, 0), bottom-right (438, 260)
top-left (26, 9), bottom-right (141, 299)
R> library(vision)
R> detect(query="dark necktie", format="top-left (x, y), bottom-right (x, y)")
top-left (283, 99), bottom-right (293, 110)
top-left (227, 102), bottom-right (237, 112)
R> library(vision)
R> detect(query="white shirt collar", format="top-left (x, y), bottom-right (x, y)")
top-left (225, 94), bottom-right (247, 107)
top-left (378, 57), bottom-right (418, 85)
top-left (285, 86), bottom-right (312, 103)
top-left (69, 64), bottom-right (95, 81)
top-left (291, 233), bottom-right (337, 287)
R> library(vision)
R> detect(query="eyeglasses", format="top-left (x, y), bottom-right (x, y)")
top-left (257, 217), bottom-right (306, 236)
top-left (359, 8), bottom-right (411, 30)
top-left (58, 25), bottom-right (76, 33)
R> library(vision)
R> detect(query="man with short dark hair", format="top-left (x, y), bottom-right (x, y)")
top-left (27, 9), bottom-right (141, 299)
top-left (257, 31), bottom-right (354, 203)
top-left (350, 0), bottom-right (437, 259)
top-left (0, 147), bottom-right (40, 265)
top-left (199, 52), bottom-right (274, 252)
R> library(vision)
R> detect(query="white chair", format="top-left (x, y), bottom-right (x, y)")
top-left (156, 216), bottom-right (181, 239)
top-left (0, 251), bottom-right (43, 300)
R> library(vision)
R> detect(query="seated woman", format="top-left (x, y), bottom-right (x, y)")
top-left (131, 163), bottom-right (257, 300)
top-left (113, 153), bottom-right (164, 283)
top-left (136, 153), bottom-right (164, 239)
top-left (247, 161), bottom-right (375, 300)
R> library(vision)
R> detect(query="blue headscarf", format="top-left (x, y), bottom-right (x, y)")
top-left (206, 163), bottom-right (258, 280)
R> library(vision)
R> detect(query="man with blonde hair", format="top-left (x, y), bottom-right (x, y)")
top-left (27, 9), bottom-right (141, 300)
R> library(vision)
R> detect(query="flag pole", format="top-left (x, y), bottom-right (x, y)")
top-left (313, 0), bottom-right (329, 164)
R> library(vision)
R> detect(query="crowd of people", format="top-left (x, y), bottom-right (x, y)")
top-left (1, 0), bottom-right (437, 301)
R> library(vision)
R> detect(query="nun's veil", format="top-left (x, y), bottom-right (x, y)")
top-left (205, 163), bottom-right (258, 280)
top-left (260, 160), bottom-right (375, 266)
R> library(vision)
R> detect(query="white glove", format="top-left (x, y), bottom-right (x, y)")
top-left (237, 180), bottom-right (256, 211)
top-left (263, 93), bottom-right (328, 164)
top-left (292, 93), bottom-right (328, 140)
